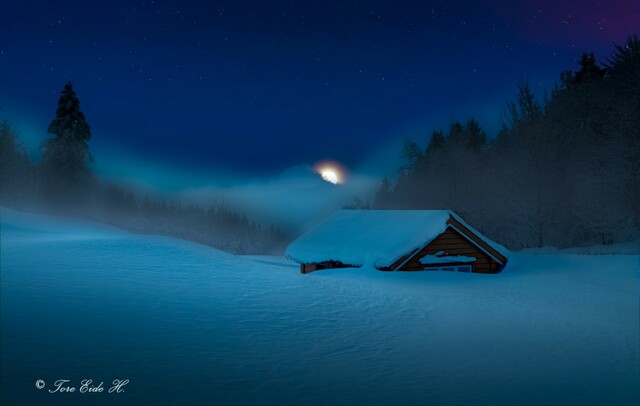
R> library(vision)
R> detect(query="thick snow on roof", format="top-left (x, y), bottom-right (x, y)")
top-left (286, 210), bottom-right (453, 268)
top-left (448, 212), bottom-right (509, 262)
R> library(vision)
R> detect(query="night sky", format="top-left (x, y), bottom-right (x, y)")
top-left (1, 0), bottom-right (638, 182)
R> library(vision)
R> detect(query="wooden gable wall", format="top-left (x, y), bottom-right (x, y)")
top-left (398, 227), bottom-right (499, 273)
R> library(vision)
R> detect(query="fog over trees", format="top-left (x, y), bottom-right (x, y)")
top-left (374, 35), bottom-right (640, 249)
top-left (1, 36), bottom-right (638, 252)
top-left (0, 118), bottom-right (32, 204)
top-left (0, 83), bottom-right (288, 254)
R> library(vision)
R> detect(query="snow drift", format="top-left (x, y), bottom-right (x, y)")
top-left (1, 208), bottom-right (638, 405)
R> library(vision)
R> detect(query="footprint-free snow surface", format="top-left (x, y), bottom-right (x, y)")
top-left (1, 208), bottom-right (639, 405)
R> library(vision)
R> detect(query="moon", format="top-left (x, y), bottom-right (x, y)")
top-left (321, 170), bottom-right (338, 184)
top-left (314, 160), bottom-right (346, 184)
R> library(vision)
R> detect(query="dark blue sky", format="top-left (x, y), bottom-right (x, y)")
top-left (1, 0), bottom-right (638, 179)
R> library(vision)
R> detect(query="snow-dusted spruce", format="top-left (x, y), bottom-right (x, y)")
top-left (285, 209), bottom-right (508, 274)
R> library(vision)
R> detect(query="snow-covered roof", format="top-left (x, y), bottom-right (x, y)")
top-left (446, 212), bottom-right (509, 264)
top-left (286, 210), bottom-right (509, 269)
top-left (285, 210), bottom-right (445, 268)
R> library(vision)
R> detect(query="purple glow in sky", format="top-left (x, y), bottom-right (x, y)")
top-left (0, 0), bottom-right (638, 183)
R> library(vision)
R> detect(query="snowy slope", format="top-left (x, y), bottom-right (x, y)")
top-left (1, 208), bottom-right (639, 405)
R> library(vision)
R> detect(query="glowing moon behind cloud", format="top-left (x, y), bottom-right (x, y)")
top-left (314, 160), bottom-right (346, 184)
top-left (321, 170), bottom-right (338, 184)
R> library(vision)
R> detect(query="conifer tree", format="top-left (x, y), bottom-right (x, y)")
top-left (574, 52), bottom-right (607, 84)
top-left (0, 118), bottom-right (23, 168)
top-left (606, 35), bottom-right (640, 230)
top-left (448, 121), bottom-right (465, 144)
top-left (425, 131), bottom-right (445, 156)
top-left (463, 119), bottom-right (487, 152)
top-left (0, 117), bottom-right (30, 200)
top-left (374, 177), bottom-right (392, 209)
top-left (607, 35), bottom-right (640, 109)
top-left (41, 82), bottom-right (94, 194)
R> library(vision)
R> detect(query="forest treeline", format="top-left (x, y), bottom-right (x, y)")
top-left (2, 36), bottom-right (639, 251)
top-left (371, 35), bottom-right (640, 249)
top-left (0, 83), bottom-right (288, 254)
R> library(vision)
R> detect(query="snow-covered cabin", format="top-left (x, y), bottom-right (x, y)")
top-left (286, 210), bottom-right (508, 274)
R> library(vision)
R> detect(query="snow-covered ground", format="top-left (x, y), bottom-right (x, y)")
top-left (1, 208), bottom-right (639, 405)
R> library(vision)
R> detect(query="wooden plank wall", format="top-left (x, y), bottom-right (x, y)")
top-left (447, 217), bottom-right (507, 264)
top-left (400, 228), bottom-right (497, 273)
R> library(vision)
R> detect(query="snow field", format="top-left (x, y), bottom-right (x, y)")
top-left (1, 208), bottom-right (638, 405)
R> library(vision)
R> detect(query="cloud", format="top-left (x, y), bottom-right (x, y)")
top-left (181, 165), bottom-right (380, 233)
top-left (9, 113), bottom-right (387, 234)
